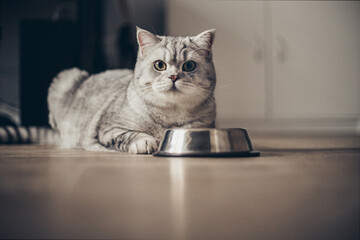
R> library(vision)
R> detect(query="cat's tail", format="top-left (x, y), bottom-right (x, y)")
top-left (48, 68), bottom-right (89, 128)
top-left (0, 126), bottom-right (60, 145)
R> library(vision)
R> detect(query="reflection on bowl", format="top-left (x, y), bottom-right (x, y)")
top-left (154, 128), bottom-right (260, 157)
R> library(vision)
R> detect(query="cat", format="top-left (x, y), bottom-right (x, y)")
top-left (47, 27), bottom-right (216, 154)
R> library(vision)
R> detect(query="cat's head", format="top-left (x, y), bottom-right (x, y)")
top-left (133, 27), bottom-right (216, 108)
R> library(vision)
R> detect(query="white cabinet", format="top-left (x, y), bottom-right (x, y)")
top-left (271, 1), bottom-right (360, 119)
top-left (167, 0), bottom-right (360, 130)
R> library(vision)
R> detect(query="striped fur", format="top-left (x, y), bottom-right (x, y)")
top-left (0, 126), bottom-right (59, 145)
top-left (48, 27), bottom-right (217, 154)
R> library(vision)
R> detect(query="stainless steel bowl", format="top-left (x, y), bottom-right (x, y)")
top-left (153, 128), bottom-right (260, 157)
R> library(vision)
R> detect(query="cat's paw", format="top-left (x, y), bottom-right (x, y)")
top-left (128, 137), bottom-right (159, 154)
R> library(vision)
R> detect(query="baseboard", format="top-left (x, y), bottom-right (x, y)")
top-left (217, 118), bottom-right (360, 135)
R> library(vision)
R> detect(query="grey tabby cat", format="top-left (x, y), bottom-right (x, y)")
top-left (48, 27), bottom-right (216, 154)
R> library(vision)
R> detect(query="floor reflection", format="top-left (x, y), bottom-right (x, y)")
top-left (170, 158), bottom-right (186, 240)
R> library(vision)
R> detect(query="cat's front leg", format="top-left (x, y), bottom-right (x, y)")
top-left (127, 133), bottom-right (159, 154)
top-left (98, 128), bottom-right (159, 154)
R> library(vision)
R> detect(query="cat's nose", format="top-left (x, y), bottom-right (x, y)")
top-left (169, 75), bottom-right (179, 82)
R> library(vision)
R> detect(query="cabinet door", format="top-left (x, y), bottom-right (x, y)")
top-left (271, 1), bottom-right (360, 119)
top-left (167, 0), bottom-right (266, 122)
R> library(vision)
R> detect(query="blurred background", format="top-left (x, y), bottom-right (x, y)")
top-left (0, 0), bottom-right (359, 134)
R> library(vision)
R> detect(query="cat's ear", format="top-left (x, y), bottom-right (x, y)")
top-left (136, 27), bottom-right (160, 56)
top-left (193, 29), bottom-right (216, 51)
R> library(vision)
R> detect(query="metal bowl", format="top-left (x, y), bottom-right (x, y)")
top-left (153, 128), bottom-right (260, 157)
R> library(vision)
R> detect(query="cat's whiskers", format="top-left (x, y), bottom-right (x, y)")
top-left (152, 81), bottom-right (173, 92)
top-left (179, 82), bottom-right (215, 102)
top-left (188, 87), bottom-right (214, 104)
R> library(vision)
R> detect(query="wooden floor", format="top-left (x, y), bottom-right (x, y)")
top-left (0, 134), bottom-right (359, 239)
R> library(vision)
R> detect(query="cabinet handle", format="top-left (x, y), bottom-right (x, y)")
top-left (275, 35), bottom-right (288, 63)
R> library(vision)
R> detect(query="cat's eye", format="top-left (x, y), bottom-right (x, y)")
top-left (154, 60), bottom-right (167, 71)
top-left (182, 60), bottom-right (196, 72)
